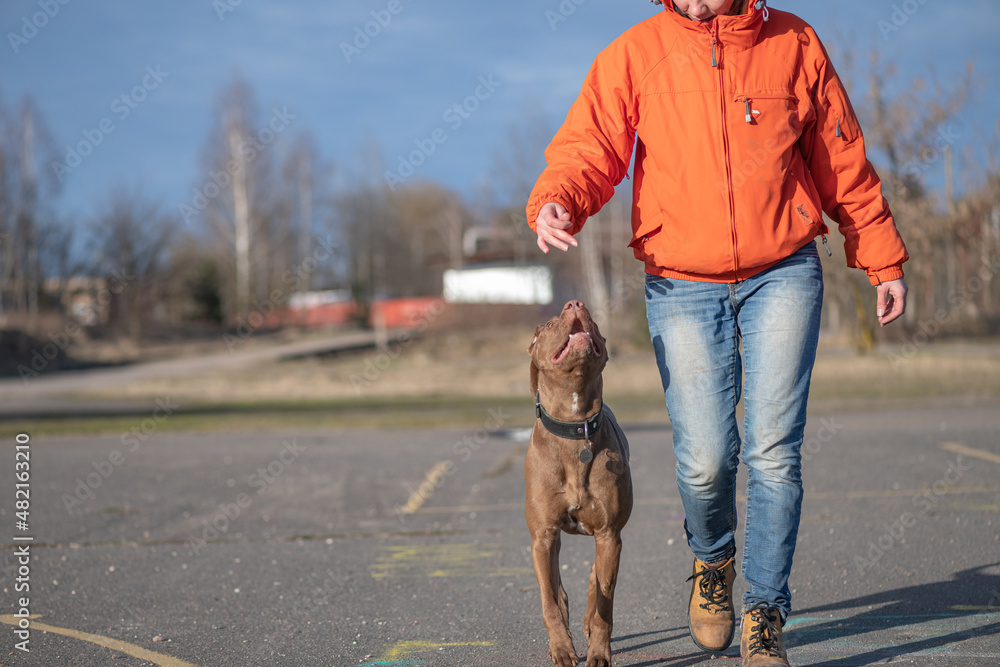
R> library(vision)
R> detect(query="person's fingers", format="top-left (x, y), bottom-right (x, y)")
top-left (537, 227), bottom-right (576, 253)
top-left (539, 203), bottom-right (573, 231)
top-left (537, 234), bottom-right (551, 254)
top-left (877, 280), bottom-right (908, 327)
top-left (535, 203), bottom-right (577, 253)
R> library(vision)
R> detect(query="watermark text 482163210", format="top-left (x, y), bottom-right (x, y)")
top-left (11, 433), bottom-right (34, 652)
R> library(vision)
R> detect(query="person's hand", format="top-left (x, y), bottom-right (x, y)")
top-left (534, 202), bottom-right (578, 254)
top-left (876, 278), bottom-right (907, 327)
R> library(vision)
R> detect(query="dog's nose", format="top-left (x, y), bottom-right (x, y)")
top-left (564, 300), bottom-right (584, 312)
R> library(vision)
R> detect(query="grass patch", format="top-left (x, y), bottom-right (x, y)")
top-left (0, 396), bottom-right (538, 438)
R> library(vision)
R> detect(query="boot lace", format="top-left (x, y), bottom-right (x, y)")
top-left (686, 564), bottom-right (730, 612)
top-left (745, 602), bottom-right (783, 657)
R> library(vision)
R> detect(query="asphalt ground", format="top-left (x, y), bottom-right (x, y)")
top-left (1, 399), bottom-right (999, 666)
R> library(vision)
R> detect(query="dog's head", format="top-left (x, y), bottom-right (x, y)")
top-left (528, 300), bottom-right (608, 396)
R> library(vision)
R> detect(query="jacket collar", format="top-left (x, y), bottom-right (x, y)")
top-left (662, 1), bottom-right (766, 55)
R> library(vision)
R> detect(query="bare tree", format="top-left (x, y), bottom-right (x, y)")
top-left (88, 186), bottom-right (176, 341)
top-left (0, 95), bottom-right (60, 326)
top-left (819, 48), bottom-right (982, 350)
top-left (196, 76), bottom-right (278, 322)
top-left (280, 132), bottom-right (338, 293)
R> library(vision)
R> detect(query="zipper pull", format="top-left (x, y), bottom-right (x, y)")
top-left (822, 235), bottom-right (832, 257)
top-left (744, 98), bottom-right (752, 123)
top-left (711, 38), bottom-right (717, 67)
top-left (836, 118), bottom-right (841, 138)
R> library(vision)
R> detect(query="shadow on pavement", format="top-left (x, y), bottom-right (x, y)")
top-left (613, 626), bottom-right (740, 666)
top-left (790, 563), bottom-right (1000, 665)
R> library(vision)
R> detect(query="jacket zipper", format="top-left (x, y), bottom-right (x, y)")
top-left (710, 23), bottom-right (739, 281)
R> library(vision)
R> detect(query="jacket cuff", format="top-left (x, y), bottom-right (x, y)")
top-left (867, 264), bottom-right (905, 285)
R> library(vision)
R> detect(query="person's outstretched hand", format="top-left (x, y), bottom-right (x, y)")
top-left (876, 278), bottom-right (908, 327)
top-left (534, 202), bottom-right (578, 254)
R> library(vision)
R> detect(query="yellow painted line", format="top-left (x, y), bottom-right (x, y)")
top-left (959, 504), bottom-right (1000, 512)
top-left (369, 544), bottom-right (531, 579)
top-left (381, 640), bottom-right (493, 660)
top-left (951, 605), bottom-right (1000, 611)
top-left (398, 461), bottom-right (452, 515)
top-left (413, 502), bottom-right (524, 515)
top-left (807, 484), bottom-right (1000, 500)
top-left (941, 441), bottom-right (1000, 464)
top-left (0, 614), bottom-right (198, 667)
top-left (412, 484), bottom-right (1000, 516)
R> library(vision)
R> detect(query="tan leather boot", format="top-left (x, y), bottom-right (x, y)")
top-left (740, 603), bottom-right (789, 666)
top-left (686, 556), bottom-right (736, 652)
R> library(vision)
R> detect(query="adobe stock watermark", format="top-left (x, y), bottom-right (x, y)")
top-left (222, 235), bottom-right (339, 351)
top-left (713, 127), bottom-right (796, 196)
top-left (384, 74), bottom-right (502, 191)
top-left (889, 252), bottom-right (1000, 369)
top-left (394, 407), bottom-right (511, 521)
top-left (350, 298), bottom-right (446, 393)
top-left (854, 455), bottom-right (973, 575)
top-left (893, 123), bottom-right (963, 197)
top-left (61, 398), bottom-right (180, 512)
top-left (340, 0), bottom-right (406, 63)
top-left (7, 0), bottom-right (71, 54)
top-left (546, 0), bottom-right (589, 31)
top-left (16, 269), bottom-right (135, 384)
top-left (213, 0), bottom-right (244, 21)
top-left (801, 416), bottom-right (844, 462)
top-left (877, 0), bottom-right (929, 41)
top-left (178, 106), bottom-right (296, 224)
top-left (185, 438), bottom-right (307, 555)
top-left (50, 65), bottom-right (169, 182)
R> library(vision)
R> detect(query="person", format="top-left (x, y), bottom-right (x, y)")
top-left (525, 1), bottom-right (909, 664)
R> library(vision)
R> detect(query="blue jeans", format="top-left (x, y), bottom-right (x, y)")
top-left (644, 241), bottom-right (824, 619)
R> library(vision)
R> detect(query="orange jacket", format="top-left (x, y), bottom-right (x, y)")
top-left (526, 1), bottom-right (907, 285)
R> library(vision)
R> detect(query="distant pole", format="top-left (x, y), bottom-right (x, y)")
top-left (944, 144), bottom-right (956, 216)
top-left (298, 150), bottom-right (313, 292)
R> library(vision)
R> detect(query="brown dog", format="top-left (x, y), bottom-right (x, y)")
top-left (525, 300), bottom-right (633, 667)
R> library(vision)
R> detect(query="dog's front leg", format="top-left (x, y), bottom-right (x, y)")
top-left (530, 525), bottom-right (577, 667)
top-left (584, 529), bottom-right (622, 667)
top-left (584, 559), bottom-right (597, 641)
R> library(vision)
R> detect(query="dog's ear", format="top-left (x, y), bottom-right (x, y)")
top-left (528, 324), bottom-right (543, 353)
top-left (591, 320), bottom-right (609, 359)
top-left (528, 325), bottom-right (541, 396)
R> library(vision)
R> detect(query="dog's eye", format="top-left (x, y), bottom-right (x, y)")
top-left (545, 322), bottom-right (553, 329)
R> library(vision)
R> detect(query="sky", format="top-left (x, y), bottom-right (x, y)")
top-left (1, 0), bottom-right (998, 227)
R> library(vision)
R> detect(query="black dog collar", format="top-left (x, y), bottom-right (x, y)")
top-left (535, 391), bottom-right (603, 440)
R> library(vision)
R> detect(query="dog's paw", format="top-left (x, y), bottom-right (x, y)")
top-left (584, 651), bottom-right (612, 667)
top-left (549, 643), bottom-right (579, 667)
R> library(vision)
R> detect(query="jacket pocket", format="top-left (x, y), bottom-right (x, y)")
top-left (822, 78), bottom-right (862, 145)
top-left (628, 224), bottom-right (662, 263)
top-left (732, 93), bottom-right (798, 129)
